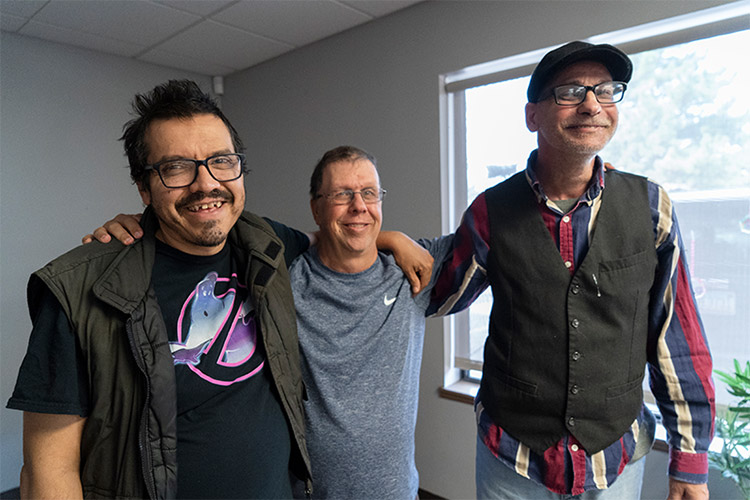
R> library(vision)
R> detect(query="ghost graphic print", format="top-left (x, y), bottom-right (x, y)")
top-left (170, 272), bottom-right (264, 385)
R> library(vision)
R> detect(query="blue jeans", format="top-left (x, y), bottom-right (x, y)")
top-left (475, 435), bottom-right (646, 500)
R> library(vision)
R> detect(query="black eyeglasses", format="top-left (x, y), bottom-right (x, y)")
top-left (144, 153), bottom-right (248, 188)
top-left (541, 81), bottom-right (627, 106)
top-left (315, 188), bottom-right (387, 205)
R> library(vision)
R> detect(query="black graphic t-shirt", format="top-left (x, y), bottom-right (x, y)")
top-left (152, 240), bottom-right (292, 499)
top-left (8, 221), bottom-right (309, 499)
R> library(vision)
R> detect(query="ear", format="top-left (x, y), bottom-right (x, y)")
top-left (137, 180), bottom-right (152, 206)
top-left (310, 198), bottom-right (322, 226)
top-left (525, 102), bottom-right (539, 133)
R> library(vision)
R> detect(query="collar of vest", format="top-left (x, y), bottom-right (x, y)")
top-left (92, 208), bottom-right (286, 313)
top-left (230, 212), bottom-right (284, 268)
top-left (92, 206), bottom-right (159, 314)
top-left (228, 212), bottom-right (285, 289)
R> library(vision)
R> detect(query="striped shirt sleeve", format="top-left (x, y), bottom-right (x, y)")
top-left (646, 181), bottom-right (716, 484)
top-left (426, 192), bottom-right (491, 317)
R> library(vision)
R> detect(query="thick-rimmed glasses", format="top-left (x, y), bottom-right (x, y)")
top-left (144, 153), bottom-right (248, 188)
top-left (541, 81), bottom-right (627, 106)
top-left (316, 188), bottom-right (387, 205)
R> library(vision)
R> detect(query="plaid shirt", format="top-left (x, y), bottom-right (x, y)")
top-left (427, 152), bottom-right (715, 494)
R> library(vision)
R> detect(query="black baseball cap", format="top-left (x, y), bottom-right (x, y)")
top-left (527, 41), bottom-right (633, 102)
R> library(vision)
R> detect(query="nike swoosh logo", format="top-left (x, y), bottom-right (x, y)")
top-left (384, 295), bottom-right (396, 306)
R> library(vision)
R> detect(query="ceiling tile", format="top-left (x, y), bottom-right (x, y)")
top-left (212, 0), bottom-right (371, 46)
top-left (1, 0), bottom-right (421, 76)
top-left (31, 0), bottom-right (200, 47)
top-left (340, 0), bottom-right (421, 18)
top-left (0, 12), bottom-right (27, 32)
top-left (138, 49), bottom-right (235, 76)
top-left (20, 20), bottom-right (146, 57)
top-left (0, 0), bottom-right (47, 18)
top-left (155, 0), bottom-right (236, 17)
top-left (155, 20), bottom-right (291, 71)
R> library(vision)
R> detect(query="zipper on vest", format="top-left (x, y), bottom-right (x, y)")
top-left (591, 273), bottom-right (602, 297)
top-left (125, 319), bottom-right (159, 499)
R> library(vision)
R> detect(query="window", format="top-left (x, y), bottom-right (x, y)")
top-left (439, 3), bottom-right (750, 408)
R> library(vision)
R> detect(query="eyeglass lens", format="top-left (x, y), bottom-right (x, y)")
top-left (329, 189), bottom-right (385, 205)
top-left (553, 82), bottom-right (626, 105)
top-left (156, 154), bottom-right (243, 188)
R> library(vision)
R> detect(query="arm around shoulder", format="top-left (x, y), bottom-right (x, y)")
top-left (21, 412), bottom-right (86, 500)
top-left (81, 213), bottom-right (143, 245)
top-left (377, 230), bottom-right (433, 295)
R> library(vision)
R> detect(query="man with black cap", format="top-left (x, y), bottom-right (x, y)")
top-left (429, 41), bottom-right (714, 499)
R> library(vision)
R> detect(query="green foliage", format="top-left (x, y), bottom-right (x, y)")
top-left (601, 34), bottom-right (750, 192)
top-left (709, 360), bottom-right (750, 499)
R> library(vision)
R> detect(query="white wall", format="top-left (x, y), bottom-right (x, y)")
top-left (0, 33), bottom-right (210, 491)
top-left (1, 1), bottom-right (743, 498)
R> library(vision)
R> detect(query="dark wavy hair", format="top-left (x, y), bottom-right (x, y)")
top-left (121, 80), bottom-right (244, 185)
top-left (309, 146), bottom-right (378, 198)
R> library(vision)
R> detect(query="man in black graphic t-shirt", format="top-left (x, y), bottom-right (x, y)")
top-left (7, 80), bottom-right (311, 499)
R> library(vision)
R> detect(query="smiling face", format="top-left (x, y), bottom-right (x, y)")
top-left (137, 113), bottom-right (245, 255)
top-left (311, 158), bottom-right (382, 272)
top-left (525, 61), bottom-right (619, 159)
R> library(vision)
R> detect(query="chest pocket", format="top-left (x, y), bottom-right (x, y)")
top-left (597, 248), bottom-right (657, 292)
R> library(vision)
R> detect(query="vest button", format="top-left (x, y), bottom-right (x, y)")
top-left (562, 215), bottom-right (571, 223)
top-left (568, 417), bottom-right (576, 427)
top-left (564, 261), bottom-right (573, 269)
top-left (570, 318), bottom-right (580, 328)
top-left (571, 444), bottom-right (580, 452)
top-left (570, 385), bottom-right (579, 395)
top-left (571, 351), bottom-right (581, 361)
top-left (571, 284), bottom-right (580, 294)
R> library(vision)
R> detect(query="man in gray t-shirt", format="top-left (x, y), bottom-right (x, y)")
top-left (292, 146), bottom-right (451, 499)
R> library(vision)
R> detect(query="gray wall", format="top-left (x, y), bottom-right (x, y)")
top-left (0, 1), bottom-right (742, 498)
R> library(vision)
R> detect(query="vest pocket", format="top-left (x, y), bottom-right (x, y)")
top-left (598, 249), bottom-right (656, 291)
top-left (484, 362), bottom-right (538, 398)
top-left (604, 376), bottom-right (643, 418)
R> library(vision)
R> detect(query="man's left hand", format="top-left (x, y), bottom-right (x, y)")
top-left (667, 478), bottom-right (709, 500)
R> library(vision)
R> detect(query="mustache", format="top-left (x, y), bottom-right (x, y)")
top-left (175, 189), bottom-right (233, 210)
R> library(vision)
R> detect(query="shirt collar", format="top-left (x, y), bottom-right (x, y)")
top-left (524, 150), bottom-right (607, 206)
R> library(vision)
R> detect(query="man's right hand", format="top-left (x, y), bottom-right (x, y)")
top-left (82, 213), bottom-right (144, 245)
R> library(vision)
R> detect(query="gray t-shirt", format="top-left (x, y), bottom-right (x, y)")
top-left (289, 236), bottom-right (453, 499)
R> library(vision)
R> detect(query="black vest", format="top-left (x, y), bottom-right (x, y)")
top-left (479, 170), bottom-right (657, 454)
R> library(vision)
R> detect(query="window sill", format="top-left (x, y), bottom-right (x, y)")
top-left (439, 381), bottom-right (669, 452)
top-left (438, 380), bottom-right (478, 405)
